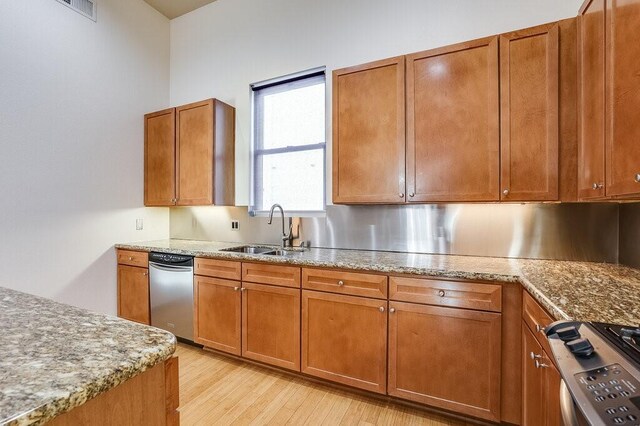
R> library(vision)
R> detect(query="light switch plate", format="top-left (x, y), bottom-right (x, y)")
top-left (136, 218), bottom-right (143, 231)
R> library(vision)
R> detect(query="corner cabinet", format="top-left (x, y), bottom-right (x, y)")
top-left (332, 57), bottom-right (406, 203)
top-left (578, 0), bottom-right (640, 199)
top-left (144, 98), bottom-right (235, 207)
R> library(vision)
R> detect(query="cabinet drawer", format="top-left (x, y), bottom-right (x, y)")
top-left (117, 249), bottom-right (148, 268)
top-left (302, 268), bottom-right (387, 299)
top-left (195, 257), bottom-right (241, 281)
top-left (242, 263), bottom-right (301, 288)
top-left (522, 290), bottom-right (555, 353)
top-left (389, 276), bottom-right (502, 312)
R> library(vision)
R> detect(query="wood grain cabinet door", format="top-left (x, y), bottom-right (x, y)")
top-left (144, 108), bottom-right (176, 206)
top-left (406, 37), bottom-right (499, 202)
top-left (606, 0), bottom-right (640, 197)
top-left (193, 275), bottom-right (241, 355)
top-left (388, 302), bottom-right (501, 422)
top-left (176, 99), bottom-right (214, 205)
top-left (522, 324), bottom-right (545, 426)
top-left (332, 56), bottom-right (406, 204)
top-left (302, 290), bottom-right (387, 394)
top-left (117, 265), bottom-right (150, 325)
top-left (544, 352), bottom-right (563, 426)
top-left (500, 23), bottom-right (560, 201)
top-left (578, 0), bottom-right (607, 199)
top-left (242, 282), bottom-right (300, 371)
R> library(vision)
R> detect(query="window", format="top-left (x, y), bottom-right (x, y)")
top-left (251, 69), bottom-right (326, 214)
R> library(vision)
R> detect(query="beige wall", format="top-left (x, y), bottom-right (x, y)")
top-left (0, 0), bottom-right (171, 314)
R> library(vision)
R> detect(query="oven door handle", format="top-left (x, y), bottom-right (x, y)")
top-left (560, 379), bottom-right (580, 426)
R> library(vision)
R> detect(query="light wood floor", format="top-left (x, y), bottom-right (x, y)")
top-left (176, 343), bottom-right (472, 426)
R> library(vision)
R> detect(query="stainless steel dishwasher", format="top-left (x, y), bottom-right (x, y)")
top-left (148, 252), bottom-right (194, 342)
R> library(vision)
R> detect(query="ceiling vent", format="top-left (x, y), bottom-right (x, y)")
top-left (55, 0), bottom-right (97, 22)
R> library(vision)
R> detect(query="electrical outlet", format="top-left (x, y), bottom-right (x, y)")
top-left (231, 220), bottom-right (239, 230)
top-left (136, 218), bottom-right (143, 231)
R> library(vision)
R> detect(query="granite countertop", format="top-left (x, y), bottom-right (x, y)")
top-left (117, 239), bottom-right (640, 326)
top-left (0, 287), bottom-right (176, 426)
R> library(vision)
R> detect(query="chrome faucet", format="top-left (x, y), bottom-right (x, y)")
top-left (268, 204), bottom-right (293, 248)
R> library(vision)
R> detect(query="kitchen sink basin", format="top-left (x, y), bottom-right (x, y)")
top-left (220, 245), bottom-right (305, 257)
top-left (220, 245), bottom-right (277, 255)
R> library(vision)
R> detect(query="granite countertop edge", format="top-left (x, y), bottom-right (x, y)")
top-left (114, 241), bottom-right (593, 323)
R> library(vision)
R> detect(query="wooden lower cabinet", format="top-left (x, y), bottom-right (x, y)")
top-left (522, 323), bottom-right (561, 426)
top-left (242, 282), bottom-right (300, 371)
top-left (117, 264), bottom-right (150, 325)
top-left (388, 301), bottom-right (502, 422)
top-left (301, 290), bottom-right (387, 394)
top-left (193, 275), bottom-right (241, 355)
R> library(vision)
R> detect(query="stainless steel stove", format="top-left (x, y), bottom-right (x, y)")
top-left (545, 321), bottom-right (640, 426)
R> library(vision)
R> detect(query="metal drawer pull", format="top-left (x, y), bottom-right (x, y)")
top-left (143, 272), bottom-right (148, 276)
top-left (337, 280), bottom-right (344, 286)
top-left (240, 287), bottom-right (246, 292)
top-left (635, 173), bottom-right (640, 183)
top-left (536, 324), bottom-right (546, 334)
top-left (378, 306), bottom-right (385, 313)
top-left (128, 256), bottom-right (133, 261)
top-left (535, 359), bottom-right (549, 369)
top-left (530, 352), bottom-right (542, 360)
top-left (438, 290), bottom-right (445, 297)
top-left (389, 307), bottom-right (396, 313)
top-left (233, 287), bottom-right (239, 291)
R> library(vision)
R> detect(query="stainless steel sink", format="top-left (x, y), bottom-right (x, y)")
top-left (220, 245), bottom-right (305, 257)
top-left (220, 245), bottom-right (277, 255)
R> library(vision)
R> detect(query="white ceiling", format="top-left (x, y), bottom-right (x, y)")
top-left (144, 0), bottom-right (217, 19)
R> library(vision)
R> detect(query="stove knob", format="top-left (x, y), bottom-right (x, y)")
top-left (565, 338), bottom-right (595, 357)
top-left (556, 325), bottom-right (581, 342)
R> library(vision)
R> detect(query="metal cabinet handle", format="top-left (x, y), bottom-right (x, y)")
top-left (128, 256), bottom-right (133, 261)
top-left (233, 286), bottom-right (239, 291)
top-left (337, 280), bottom-right (344, 286)
top-left (143, 271), bottom-right (148, 276)
top-left (379, 306), bottom-right (385, 313)
top-left (592, 182), bottom-right (603, 190)
top-left (399, 193), bottom-right (405, 198)
top-left (535, 359), bottom-right (549, 369)
top-left (635, 174), bottom-right (640, 183)
top-left (240, 287), bottom-right (246, 292)
top-left (530, 351), bottom-right (542, 360)
top-left (536, 324), bottom-right (546, 334)
top-left (409, 193), bottom-right (415, 198)
top-left (503, 189), bottom-right (509, 196)
top-left (438, 290), bottom-right (445, 297)
top-left (389, 307), bottom-right (396, 313)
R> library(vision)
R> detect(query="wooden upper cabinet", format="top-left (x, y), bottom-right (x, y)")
top-left (144, 108), bottom-right (176, 206)
top-left (606, 0), bottom-right (640, 197)
top-left (176, 99), bottom-right (235, 206)
top-left (578, 0), bottom-right (607, 199)
top-left (144, 99), bottom-right (235, 207)
top-left (406, 37), bottom-right (500, 202)
top-left (332, 56), bottom-right (406, 204)
top-left (500, 23), bottom-right (560, 201)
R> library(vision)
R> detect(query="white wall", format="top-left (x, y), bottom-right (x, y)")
top-left (0, 0), bottom-right (170, 314)
top-left (170, 0), bottom-right (584, 206)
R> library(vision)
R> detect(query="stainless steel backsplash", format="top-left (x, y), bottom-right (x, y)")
top-left (619, 203), bottom-right (640, 268)
top-left (170, 203), bottom-right (619, 262)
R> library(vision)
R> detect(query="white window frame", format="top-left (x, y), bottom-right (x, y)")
top-left (249, 67), bottom-right (327, 216)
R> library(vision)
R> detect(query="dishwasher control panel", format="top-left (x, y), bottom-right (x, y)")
top-left (149, 252), bottom-right (194, 265)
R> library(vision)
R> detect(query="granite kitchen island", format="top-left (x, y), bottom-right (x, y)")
top-left (0, 287), bottom-right (178, 426)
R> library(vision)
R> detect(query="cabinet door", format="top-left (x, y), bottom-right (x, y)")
top-left (606, 0), bottom-right (640, 197)
top-left (176, 99), bottom-right (214, 205)
top-left (522, 324), bottom-right (545, 426)
top-left (242, 282), bottom-right (300, 371)
top-left (544, 352), bottom-right (563, 426)
top-left (406, 37), bottom-right (499, 202)
top-left (578, 0), bottom-right (606, 199)
top-left (144, 108), bottom-right (175, 206)
top-left (332, 56), bottom-right (406, 204)
top-left (388, 301), bottom-right (501, 422)
top-left (301, 290), bottom-right (387, 393)
top-left (117, 265), bottom-right (150, 325)
top-left (194, 275), bottom-right (241, 355)
top-left (500, 23), bottom-right (559, 201)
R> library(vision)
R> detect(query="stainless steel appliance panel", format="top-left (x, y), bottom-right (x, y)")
top-left (149, 261), bottom-right (194, 341)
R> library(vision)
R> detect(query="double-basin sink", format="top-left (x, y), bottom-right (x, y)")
top-left (220, 245), bottom-right (304, 257)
